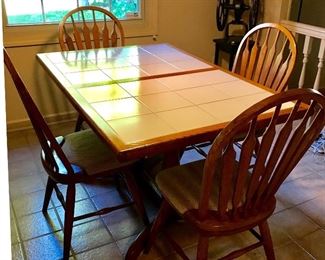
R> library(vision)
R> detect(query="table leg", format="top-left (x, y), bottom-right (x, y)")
top-left (162, 149), bottom-right (182, 169)
top-left (126, 150), bottom-right (182, 259)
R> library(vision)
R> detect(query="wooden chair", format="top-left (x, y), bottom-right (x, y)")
top-left (4, 48), bottom-right (148, 259)
top-left (142, 88), bottom-right (325, 260)
top-left (58, 6), bottom-right (125, 51)
top-left (58, 6), bottom-right (125, 131)
top-left (232, 22), bottom-right (297, 92)
top-left (191, 23), bottom-right (297, 158)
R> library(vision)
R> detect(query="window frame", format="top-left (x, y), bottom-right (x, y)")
top-left (2, 0), bottom-right (158, 47)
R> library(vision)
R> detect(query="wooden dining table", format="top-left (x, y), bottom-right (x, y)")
top-left (37, 43), bottom-right (280, 164)
top-left (37, 43), bottom-right (298, 258)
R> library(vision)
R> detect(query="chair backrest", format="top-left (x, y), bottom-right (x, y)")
top-left (58, 6), bottom-right (125, 51)
top-left (232, 23), bottom-right (297, 92)
top-left (3, 49), bottom-right (75, 179)
top-left (198, 88), bottom-right (325, 222)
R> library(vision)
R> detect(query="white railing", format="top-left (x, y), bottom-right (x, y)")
top-left (281, 20), bottom-right (325, 90)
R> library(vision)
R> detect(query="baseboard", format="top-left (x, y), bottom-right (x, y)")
top-left (6, 111), bottom-right (78, 132)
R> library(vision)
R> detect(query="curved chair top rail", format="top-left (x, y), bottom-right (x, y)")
top-left (232, 22), bottom-right (297, 92)
top-left (58, 6), bottom-right (125, 51)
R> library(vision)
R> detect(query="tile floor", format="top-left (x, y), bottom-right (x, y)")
top-left (7, 122), bottom-right (325, 260)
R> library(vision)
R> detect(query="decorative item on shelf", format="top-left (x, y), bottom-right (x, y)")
top-left (213, 0), bottom-right (260, 69)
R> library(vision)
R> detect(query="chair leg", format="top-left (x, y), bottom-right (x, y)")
top-left (74, 114), bottom-right (84, 132)
top-left (124, 172), bottom-right (150, 225)
top-left (145, 199), bottom-right (174, 253)
top-left (63, 184), bottom-right (76, 260)
top-left (42, 177), bottom-right (55, 213)
top-left (197, 235), bottom-right (209, 260)
top-left (259, 220), bottom-right (275, 260)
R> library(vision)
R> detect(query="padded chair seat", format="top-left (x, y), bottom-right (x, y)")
top-left (156, 160), bottom-right (250, 215)
top-left (156, 160), bottom-right (220, 214)
top-left (62, 129), bottom-right (132, 176)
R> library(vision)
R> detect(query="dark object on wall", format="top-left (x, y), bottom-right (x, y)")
top-left (216, 0), bottom-right (260, 36)
top-left (214, 0), bottom-right (260, 69)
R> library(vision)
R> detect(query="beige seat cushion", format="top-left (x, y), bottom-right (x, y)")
top-left (156, 160), bottom-right (220, 215)
top-left (62, 129), bottom-right (132, 176)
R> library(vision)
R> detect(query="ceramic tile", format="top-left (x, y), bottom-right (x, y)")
top-left (91, 190), bottom-right (126, 210)
top-left (54, 60), bottom-right (98, 72)
top-left (155, 51), bottom-right (195, 63)
top-left (65, 70), bottom-right (112, 86)
top-left (44, 51), bottom-right (84, 63)
top-left (297, 195), bottom-right (325, 227)
top-left (184, 232), bottom-right (260, 259)
top-left (276, 173), bottom-right (325, 206)
top-left (157, 73), bottom-right (203, 90)
top-left (307, 153), bottom-right (325, 173)
top-left (270, 207), bottom-right (319, 240)
top-left (189, 70), bottom-right (239, 86)
top-left (24, 231), bottom-right (64, 260)
top-left (102, 207), bottom-right (145, 240)
top-left (95, 57), bottom-right (132, 69)
top-left (172, 58), bottom-right (213, 70)
top-left (119, 79), bottom-right (169, 96)
top-left (12, 189), bottom-right (49, 217)
top-left (157, 106), bottom-right (216, 132)
top-left (136, 92), bottom-right (192, 112)
top-left (84, 48), bottom-right (117, 60)
top-left (175, 85), bottom-right (232, 104)
top-left (199, 92), bottom-right (272, 122)
top-left (140, 43), bottom-right (178, 54)
top-left (7, 146), bottom-right (34, 163)
top-left (111, 45), bottom-right (147, 58)
top-left (9, 173), bottom-right (45, 198)
top-left (107, 114), bottom-right (175, 144)
top-left (284, 161), bottom-right (315, 183)
top-left (116, 234), bottom-right (138, 256)
top-left (274, 241), bottom-right (314, 260)
top-left (17, 209), bottom-right (61, 241)
top-left (10, 216), bottom-right (20, 245)
top-left (266, 221), bottom-right (292, 247)
top-left (126, 53), bottom-right (164, 66)
top-left (102, 66), bottom-right (148, 80)
top-left (274, 196), bottom-right (292, 213)
top-left (8, 159), bottom-right (39, 181)
top-left (74, 243), bottom-right (123, 259)
top-left (91, 97), bottom-right (152, 120)
top-left (298, 229), bottom-right (325, 259)
top-left (11, 243), bottom-right (24, 260)
top-left (70, 219), bottom-right (113, 254)
top-left (212, 80), bottom-right (268, 97)
top-left (139, 63), bottom-right (180, 75)
top-left (83, 179), bottom-right (117, 198)
top-left (77, 84), bottom-right (131, 103)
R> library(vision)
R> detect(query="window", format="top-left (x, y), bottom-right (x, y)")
top-left (3, 0), bottom-right (157, 47)
top-left (4, 0), bottom-right (140, 25)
